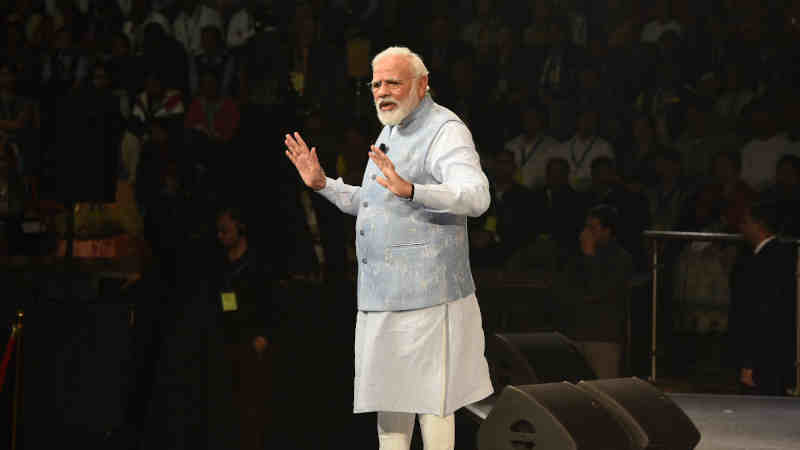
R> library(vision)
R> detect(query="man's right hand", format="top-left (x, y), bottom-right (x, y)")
top-left (285, 131), bottom-right (327, 191)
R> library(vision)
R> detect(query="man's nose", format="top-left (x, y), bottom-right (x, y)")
top-left (375, 82), bottom-right (391, 98)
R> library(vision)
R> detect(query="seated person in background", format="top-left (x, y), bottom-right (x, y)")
top-left (699, 151), bottom-right (757, 233)
top-left (553, 106), bottom-right (615, 192)
top-left (761, 155), bottom-right (800, 237)
top-left (645, 149), bottom-right (692, 231)
top-left (470, 151), bottom-right (535, 268)
top-left (503, 101), bottom-right (559, 189)
top-left (507, 157), bottom-right (586, 271)
top-left (729, 202), bottom-right (797, 396)
top-left (188, 24), bottom-right (237, 97)
top-left (740, 99), bottom-right (800, 192)
top-left (553, 204), bottom-right (634, 379)
top-left (214, 206), bottom-right (278, 450)
top-left (130, 69), bottom-right (185, 142)
top-left (673, 96), bottom-right (743, 187)
top-left (185, 70), bottom-right (240, 143)
top-left (586, 156), bottom-right (651, 269)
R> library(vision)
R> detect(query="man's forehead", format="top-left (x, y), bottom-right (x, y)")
top-left (373, 55), bottom-right (411, 78)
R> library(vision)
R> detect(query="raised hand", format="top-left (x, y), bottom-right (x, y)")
top-left (285, 132), bottom-right (326, 190)
top-left (369, 144), bottom-right (413, 198)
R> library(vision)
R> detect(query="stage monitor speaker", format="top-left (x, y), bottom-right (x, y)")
top-left (575, 378), bottom-right (701, 450)
top-left (477, 381), bottom-right (634, 450)
top-left (487, 331), bottom-right (596, 390)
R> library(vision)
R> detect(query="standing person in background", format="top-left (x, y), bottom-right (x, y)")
top-left (214, 206), bottom-right (277, 450)
top-left (284, 46), bottom-right (493, 450)
top-left (730, 202), bottom-right (797, 396)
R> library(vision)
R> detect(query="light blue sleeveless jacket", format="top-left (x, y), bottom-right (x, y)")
top-left (355, 94), bottom-right (477, 311)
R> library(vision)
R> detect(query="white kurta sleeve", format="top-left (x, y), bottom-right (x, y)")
top-left (315, 176), bottom-right (362, 216)
top-left (412, 121), bottom-right (491, 217)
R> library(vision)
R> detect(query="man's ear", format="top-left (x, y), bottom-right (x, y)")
top-left (418, 74), bottom-right (429, 97)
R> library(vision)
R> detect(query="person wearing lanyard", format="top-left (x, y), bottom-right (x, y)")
top-left (215, 206), bottom-right (276, 450)
top-left (558, 107), bottom-right (614, 192)
top-left (503, 102), bottom-right (558, 189)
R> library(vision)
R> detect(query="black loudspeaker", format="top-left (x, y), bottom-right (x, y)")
top-left (487, 332), bottom-right (596, 390)
top-left (477, 382), bottom-right (634, 450)
top-left (576, 378), bottom-right (701, 450)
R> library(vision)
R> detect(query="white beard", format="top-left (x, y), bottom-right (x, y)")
top-left (375, 89), bottom-right (420, 126)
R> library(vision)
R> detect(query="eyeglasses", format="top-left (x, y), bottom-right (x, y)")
top-left (367, 77), bottom-right (416, 91)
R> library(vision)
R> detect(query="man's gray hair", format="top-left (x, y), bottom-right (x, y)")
top-left (372, 46), bottom-right (429, 78)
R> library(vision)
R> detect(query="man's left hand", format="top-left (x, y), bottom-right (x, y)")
top-left (369, 145), bottom-right (413, 198)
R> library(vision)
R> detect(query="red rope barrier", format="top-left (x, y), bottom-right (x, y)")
top-left (0, 327), bottom-right (17, 393)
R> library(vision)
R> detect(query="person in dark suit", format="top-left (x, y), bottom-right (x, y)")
top-left (730, 202), bottom-right (798, 396)
top-left (470, 150), bottom-right (535, 268)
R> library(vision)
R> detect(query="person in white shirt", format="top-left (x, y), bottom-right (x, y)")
top-left (640, 0), bottom-right (683, 43)
top-left (504, 102), bottom-right (559, 189)
top-left (173, 0), bottom-right (224, 55)
top-left (226, 5), bottom-right (256, 49)
top-left (740, 100), bottom-right (800, 192)
top-left (284, 46), bottom-right (493, 450)
top-left (553, 107), bottom-right (615, 192)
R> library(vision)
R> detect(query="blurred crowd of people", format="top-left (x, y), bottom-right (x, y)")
top-left (0, 0), bottom-right (798, 276)
top-left (0, 3), bottom-right (798, 445)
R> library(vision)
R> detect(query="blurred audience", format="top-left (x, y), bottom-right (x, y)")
top-left (184, 69), bottom-right (240, 143)
top-left (645, 149), bottom-right (691, 231)
top-left (762, 154), bottom-right (800, 238)
top-left (470, 151), bottom-right (536, 268)
top-left (504, 102), bottom-right (559, 189)
top-left (0, 0), bottom-right (798, 394)
top-left (740, 99), bottom-right (800, 192)
top-left (553, 107), bottom-right (615, 192)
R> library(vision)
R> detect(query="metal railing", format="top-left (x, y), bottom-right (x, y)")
top-left (644, 230), bottom-right (800, 394)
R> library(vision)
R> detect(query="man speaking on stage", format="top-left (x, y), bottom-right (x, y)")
top-left (284, 46), bottom-right (494, 450)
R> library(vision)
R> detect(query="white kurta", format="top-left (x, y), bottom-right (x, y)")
top-left (317, 120), bottom-right (494, 416)
top-left (353, 293), bottom-right (493, 416)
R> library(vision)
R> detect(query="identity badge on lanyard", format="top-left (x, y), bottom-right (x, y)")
top-left (221, 292), bottom-right (238, 312)
top-left (513, 137), bottom-right (544, 184)
top-left (220, 261), bottom-right (248, 312)
top-left (570, 136), bottom-right (597, 170)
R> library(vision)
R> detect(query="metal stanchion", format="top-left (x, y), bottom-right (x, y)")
top-left (795, 246), bottom-right (800, 396)
top-left (650, 240), bottom-right (659, 383)
top-left (11, 308), bottom-right (23, 450)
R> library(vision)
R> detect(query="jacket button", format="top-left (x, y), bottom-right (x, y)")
top-left (360, 230), bottom-right (365, 236)
top-left (362, 258), bottom-right (367, 264)
top-left (363, 201), bottom-right (368, 207)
